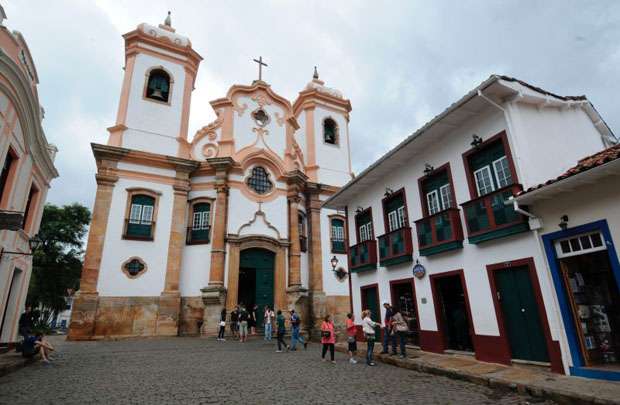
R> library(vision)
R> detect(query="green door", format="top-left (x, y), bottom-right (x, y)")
top-left (240, 248), bottom-right (274, 327)
top-left (362, 286), bottom-right (382, 337)
top-left (496, 266), bottom-right (549, 362)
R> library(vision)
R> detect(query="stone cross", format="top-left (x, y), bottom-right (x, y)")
top-left (253, 56), bottom-right (268, 81)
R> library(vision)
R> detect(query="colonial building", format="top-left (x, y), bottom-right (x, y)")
top-left (0, 8), bottom-right (59, 344)
top-left (324, 75), bottom-right (617, 376)
top-left (68, 15), bottom-right (351, 340)
top-left (514, 144), bottom-right (620, 380)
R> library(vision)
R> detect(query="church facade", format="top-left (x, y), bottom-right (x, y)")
top-left (68, 16), bottom-right (352, 340)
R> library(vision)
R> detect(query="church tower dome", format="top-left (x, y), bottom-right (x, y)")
top-left (293, 67), bottom-right (353, 186)
top-left (107, 13), bottom-right (202, 158)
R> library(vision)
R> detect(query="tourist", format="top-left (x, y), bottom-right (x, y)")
top-left (362, 309), bottom-right (380, 366)
top-left (238, 305), bottom-right (249, 343)
top-left (263, 306), bottom-right (274, 341)
top-left (391, 306), bottom-right (409, 358)
top-left (217, 307), bottom-right (226, 341)
top-left (289, 309), bottom-right (307, 350)
top-left (230, 306), bottom-right (239, 338)
top-left (22, 332), bottom-right (54, 363)
top-left (275, 309), bottom-right (289, 352)
top-left (249, 304), bottom-right (258, 335)
top-left (381, 302), bottom-right (394, 354)
top-left (345, 313), bottom-right (358, 364)
top-left (18, 305), bottom-right (34, 340)
top-left (320, 314), bottom-right (336, 364)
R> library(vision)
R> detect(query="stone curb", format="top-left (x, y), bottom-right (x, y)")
top-left (334, 344), bottom-right (618, 405)
top-left (0, 356), bottom-right (34, 378)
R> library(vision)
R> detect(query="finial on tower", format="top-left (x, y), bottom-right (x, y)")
top-left (313, 66), bottom-right (319, 80)
top-left (164, 11), bottom-right (172, 27)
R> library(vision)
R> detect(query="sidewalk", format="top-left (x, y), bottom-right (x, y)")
top-left (335, 341), bottom-right (620, 405)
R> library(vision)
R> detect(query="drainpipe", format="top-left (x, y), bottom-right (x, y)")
top-left (510, 197), bottom-right (571, 372)
top-left (345, 205), bottom-right (353, 314)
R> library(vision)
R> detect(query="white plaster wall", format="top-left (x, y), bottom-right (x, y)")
top-left (123, 53), bottom-right (186, 155)
top-left (97, 178), bottom-right (172, 296)
top-left (295, 111), bottom-right (307, 159)
top-left (507, 103), bottom-right (606, 189)
top-left (320, 208), bottom-right (350, 296)
top-left (345, 109), bottom-right (564, 345)
top-left (232, 95), bottom-right (287, 159)
top-left (117, 162), bottom-right (176, 177)
top-left (314, 107), bottom-right (352, 187)
top-left (226, 189), bottom-right (287, 239)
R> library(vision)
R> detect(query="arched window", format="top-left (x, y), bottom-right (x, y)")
top-left (125, 194), bottom-right (156, 240)
top-left (330, 218), bottom-right (346, 253)
top-left (246, 166), bottom-right (273, 195)
top-left (188, 202), bottom-right (211, 244)
top-left (323, 118), bottom-right (338, 145)
top-left (146, 69), bottom-right (171, 102)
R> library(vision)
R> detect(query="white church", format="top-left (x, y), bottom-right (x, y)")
top-left (69, 14), bottom-right (352, 339)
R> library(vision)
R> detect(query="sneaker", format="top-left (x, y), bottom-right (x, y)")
top-left (276, 350), bottom-right (282, 353)
top-left (399, 354), bottom-right (406, 359)
top-left (221, 338), bottom-right (226, 342)
top-left (286, 345), bottom-right (290, 352)
top-left (331, 361), bottom-right (336, 364)
top-left (349, 358), bottom-right (357, 364)
top-left (367, 362), bottom-right (376, 366)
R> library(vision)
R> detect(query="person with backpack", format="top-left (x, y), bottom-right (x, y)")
top-left (289, 309), bottom-right (307, 350)
top-left (362, 309), bottom-right (380, 366)
top-left (230, 306), bottom-right (239, 338)
top-left (275, 310), bottom-right (289, 352)
top-left (391, 306), bottom-right (409, 358)
top-left (238, 304), bottom-right (249, 342)
top-left (320, 314), bottom-right (336, 363)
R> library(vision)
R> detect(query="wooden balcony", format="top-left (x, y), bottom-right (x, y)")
top-left (348, 239), bottom-right (378, 273)
top-left (461, 184), bottom-right (529, 244)
top-left (414, 208), bottom-right (464, 256)
top-left (186, 226), bottom-right (210, 245)
top-left (377, 226), bottom-right (413, 266)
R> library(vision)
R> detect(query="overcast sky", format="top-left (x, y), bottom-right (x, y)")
top-left (4, 1), bottom-right (620, 209)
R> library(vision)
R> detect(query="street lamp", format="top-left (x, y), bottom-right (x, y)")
top-left (331, 255), bottom-right (348, 280)
top-left (330, 256), bottom-right (339, 270)
top-left (1, 235), bottom-right (43, 260)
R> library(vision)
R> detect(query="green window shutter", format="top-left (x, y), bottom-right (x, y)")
top-left (468, 140), bottom-right (505, 172)
top-left (422, 171), bottom-right (450, 212)
top-left (132, 194), bottom-right (155, 206)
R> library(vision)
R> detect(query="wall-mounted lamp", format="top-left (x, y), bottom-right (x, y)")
top-left (471, 134), bottom-right (483, 148)
top-left (423, 164), bottom-right (434, 176)
top-left (0, 235), bottom-right (43, 260)
top-left (384, 187), bottom-right (394, 198)
top-left (331, 255), bottom-right (348, 280)
top-left (559, 215), bottom-right (569, 231)
top-left (355, 206), bottom-right (364, 214)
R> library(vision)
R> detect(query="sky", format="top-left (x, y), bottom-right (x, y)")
top-left (3, 1), bottom-right (620, 209)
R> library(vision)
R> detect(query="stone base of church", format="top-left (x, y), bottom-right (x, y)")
top-left (179, 297), bottom-right (204, 336)
top-left (68, 294), bottom-right (184, 340)
top-left (201, 285), bottom-right (227, 336)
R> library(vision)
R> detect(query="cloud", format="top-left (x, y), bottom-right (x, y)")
top-left (3, 0), bottom-right (619, 207)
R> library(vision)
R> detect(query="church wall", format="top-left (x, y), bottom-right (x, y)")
top-left (227, 188), bottom-right (288, 239)
top-left (117, 162), bottom-right (177, 177)
top-left (505, 102), bottom-right (605, 190)
top-left (295, 111), bottom-right (307, 159)
top-left (97, 178), bottom-right (173, 297)
top-left (122, 53), bottom-right (186, 155)
top-left (314, 107), bottom-right (351, 187)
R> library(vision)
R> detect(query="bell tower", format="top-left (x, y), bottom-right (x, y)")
top-left (107, 12), bottom-right (202, 158)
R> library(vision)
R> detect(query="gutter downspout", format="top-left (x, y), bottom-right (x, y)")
top-left (511, 197), bottom-right (571, 373)
top-left (345, 205), bottom-right (353, 314)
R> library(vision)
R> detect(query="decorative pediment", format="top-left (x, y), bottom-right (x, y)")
top-left (237, 207), bottom-right (281, 239)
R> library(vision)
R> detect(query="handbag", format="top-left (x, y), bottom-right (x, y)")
top-left (321, 330), bottom-right (331, 339)
top-left (219, 321), bottom-right (226, 327)
top-left (347, 336), bottom-right (356, 343)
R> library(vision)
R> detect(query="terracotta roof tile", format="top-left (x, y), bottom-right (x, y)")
top-left (517, 144), bottom-right (620, 196)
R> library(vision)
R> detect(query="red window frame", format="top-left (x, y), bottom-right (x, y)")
top-left (381, 187), bottom-right (409, 233)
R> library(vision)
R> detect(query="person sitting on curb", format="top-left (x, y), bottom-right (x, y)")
top-left (22, 332), bottom-right (55, 364)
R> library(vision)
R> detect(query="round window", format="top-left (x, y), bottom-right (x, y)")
top-left (246, 166), bottom-right (273, 195)
top-left (252, 109), bottom-right (270, 127)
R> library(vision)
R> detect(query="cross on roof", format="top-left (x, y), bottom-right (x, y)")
top-left (253, 56), bottom-right (268, 82)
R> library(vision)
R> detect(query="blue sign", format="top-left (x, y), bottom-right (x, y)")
top-left (413, 262), bottom-right (426, 279)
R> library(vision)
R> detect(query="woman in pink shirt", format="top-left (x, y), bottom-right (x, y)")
top-left (346, 313), bottom-right (358, 364)
top-left (321, 314), bottom-right (336, 363)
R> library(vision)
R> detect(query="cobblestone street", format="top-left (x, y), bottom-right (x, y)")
top-left (0, 336), bottom-right (555, 404)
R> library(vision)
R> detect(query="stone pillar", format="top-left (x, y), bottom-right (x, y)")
top-left (287, 194), bottom-right (302, 287)
top-left (157, 169), bottom-right (193, 337)
top-left (306, 183), bottom-right (326, 332)
top-left (201, 157), bottom-right (234, 335)
top-left (69, 145), bottom-right (127, 340)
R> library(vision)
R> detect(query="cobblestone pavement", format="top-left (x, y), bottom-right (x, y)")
top-left (0, 336), bottom-right (556, 404)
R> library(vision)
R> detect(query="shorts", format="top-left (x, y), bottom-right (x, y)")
top-left (348, 341), bottom-right (357, 353)
top-left (239, 321), bottom-right (248, 335)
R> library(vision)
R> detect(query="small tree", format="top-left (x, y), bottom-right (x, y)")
top-left (26, 203), bottom-right (91, 326)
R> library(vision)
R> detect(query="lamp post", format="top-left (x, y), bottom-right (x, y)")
top-left (0, 235), bottom-right (43, 261)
